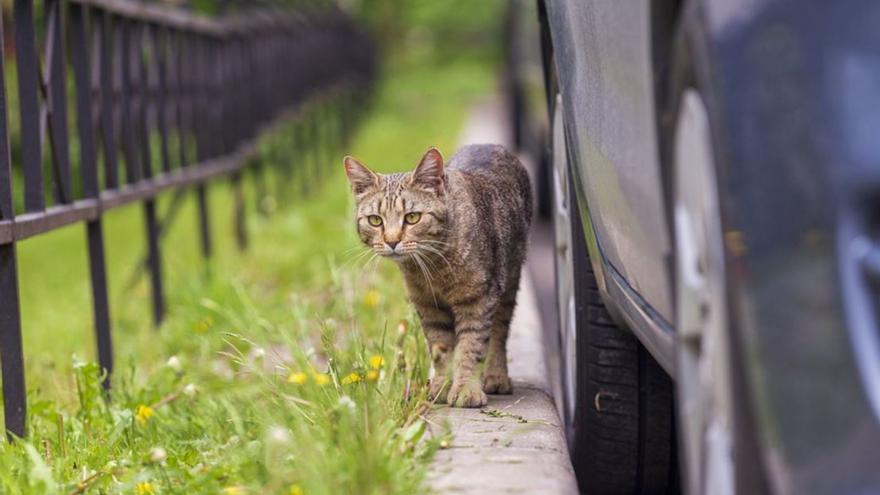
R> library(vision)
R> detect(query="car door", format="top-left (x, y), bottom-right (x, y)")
top-left (546, 1), bottom-right (673, 322)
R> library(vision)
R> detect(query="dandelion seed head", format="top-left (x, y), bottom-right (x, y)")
top-left (267, 425), bottom-right (291, 444)
top-left (149, 447), bottom-right (167, 463)
top-left (166, 355), bottom-right (182, 372)
top-left (338, 395), bottom-right (356, 411)
top-left (183, 383), bottom-right (198, 397)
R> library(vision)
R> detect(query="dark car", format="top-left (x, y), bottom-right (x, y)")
top-left (508, 1), bottom-right (880, 493)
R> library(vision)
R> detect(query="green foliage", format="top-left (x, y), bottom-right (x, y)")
top-left (0, 56), bottom-right (492, 493)
top-left (348, 0), bottom-right (507, 65)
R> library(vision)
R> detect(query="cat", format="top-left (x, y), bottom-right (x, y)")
top-left (343, 145), bottom-right (531, 407)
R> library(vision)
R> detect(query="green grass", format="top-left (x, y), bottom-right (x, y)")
top-left (0, 57), bottom-right (493, 494)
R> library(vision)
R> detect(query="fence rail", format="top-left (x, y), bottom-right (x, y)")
top-left (0, 0), bottom-right (375, 439)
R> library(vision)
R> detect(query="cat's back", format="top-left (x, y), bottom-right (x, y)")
top-left (447, 144), bottom-right (530, 198)
top-left (447, 144), bottom-right (521, 173)
top-left (445, 144), bottom-right (531, 290)
top-left (446, 144), bottom-right (532, 235)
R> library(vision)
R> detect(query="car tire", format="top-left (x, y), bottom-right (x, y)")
top-left (552, 96), bottom-right (679, 495)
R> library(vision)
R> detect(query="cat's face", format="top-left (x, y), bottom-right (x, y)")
top-left (344, 148), bottom-right (449, 260)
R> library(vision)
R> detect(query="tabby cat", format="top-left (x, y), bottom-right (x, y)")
top-left (344, 145), bottom-right (531, 407)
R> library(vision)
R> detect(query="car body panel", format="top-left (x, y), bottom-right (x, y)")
top-left (543, 0), bottom-right (674, 323)
top-left (541, 0), bottom-right (880, 493)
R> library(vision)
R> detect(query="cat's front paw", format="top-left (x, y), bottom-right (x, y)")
top-left (483, 374), bottom-right (513, 395)
top-left (447, 380), bottom-right (488, 408)
top-left (428, 378), bottom-right (450, 404)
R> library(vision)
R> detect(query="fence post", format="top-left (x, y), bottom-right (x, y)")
top-left (70, 3), bottom-right (113, 387)
top-left (45, 0), bottom-right (73, 205)
top-left (0, 5), bottom-right (25, 440)
top-left (232, 171), bottom-right (247, 251)
top-left (195, 36), bottom-right (213, 261)
top-left (0, 245), bottom-right (24, 440)
top-left (175, 29), bottom-right (189, 169)
top-left (139, 24), bottom-right (165, 326)
top-left (97, 10), bottom-right (119, 189)
top-left (154, 25), bottom-right (172, 174)
top-left (14, 0), bottom-right (43, 212)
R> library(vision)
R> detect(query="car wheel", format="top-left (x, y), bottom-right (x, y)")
top-left (672, 85), bottom-right (736, 495)
top-left (665, 12), bottom-right (768, 494)
top-left (551, 90), bottom-right (678, 494)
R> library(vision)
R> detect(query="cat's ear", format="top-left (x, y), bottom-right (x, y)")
top-left (411, 147), bottom-right (445, 195)
top-left (344, 155), bottom-right (379, 196)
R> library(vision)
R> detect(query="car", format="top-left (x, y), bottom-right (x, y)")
top-left (508, 1), bottom-right (880, 493)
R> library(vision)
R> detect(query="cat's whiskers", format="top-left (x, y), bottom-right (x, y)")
top-left (342, 244), bottom-right (365, 255)
top-left (410, 251), bottom-right (439, 308)
top-left (416, 247), bottom-right (442, 277)
top-left (416, 243), bottom-right (454, 271)
top-left (352, 252), bottom-right (380, 286)
top-left (341, 246), bottom-right (374, 269)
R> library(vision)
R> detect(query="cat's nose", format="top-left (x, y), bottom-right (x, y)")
top-left (386, 240), bottom-right (399, 250)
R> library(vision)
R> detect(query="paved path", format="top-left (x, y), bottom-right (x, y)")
top-left (427, 99), bottom-right (579, 495)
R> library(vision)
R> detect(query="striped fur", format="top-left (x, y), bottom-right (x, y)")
top-left (344, 145), bottom-right (531, 407)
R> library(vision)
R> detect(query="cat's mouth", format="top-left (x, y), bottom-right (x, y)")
top-left (379, 251), bottom-right (406, 260)
top-left (376, 248), bottom-right (418, 261)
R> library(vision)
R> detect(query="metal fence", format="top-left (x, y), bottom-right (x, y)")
top-left (0, 0), bottom-right (375, 439)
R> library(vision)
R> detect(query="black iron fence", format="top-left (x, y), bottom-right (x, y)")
top-left (0, 0), bottom-right (375, 439)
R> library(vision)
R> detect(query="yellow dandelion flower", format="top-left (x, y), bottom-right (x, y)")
top-left (222, 487), bottom-right (244, 495)
top-left (287, 372), bottom-right (308, 385)
top-left (364, 291), bottom-right (380, 308)
top-left (289, 485), bottom-right (304, 495)
top-left (312, 373), bottom-right (330, 386)
top-left (368, 355), bottom-right (385, 370)
top-left (135, 405), bottom-right (154, 426)
top-left (194, 316), bottom-right (213, 333)
top-left (366, 370), bottom-right (380, 382)
top-left (135, 481), bottom-right (155, 495)
top-left (341, 372), bottom-right (361, 385)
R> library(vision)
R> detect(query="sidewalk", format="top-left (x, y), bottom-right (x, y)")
top-left (427, 99), bottom-right (579, 495)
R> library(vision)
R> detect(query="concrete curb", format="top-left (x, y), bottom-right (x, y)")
top-left (426, 99), bottom-right (579, 495)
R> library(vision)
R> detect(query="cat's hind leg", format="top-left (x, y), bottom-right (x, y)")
top-left (484, 297), bottom-right (515, 395)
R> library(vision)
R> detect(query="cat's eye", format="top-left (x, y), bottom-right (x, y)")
top-left (404, 212), bottom-right (422, 225)
top-left (367, 215), bottom-right (383, 227)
